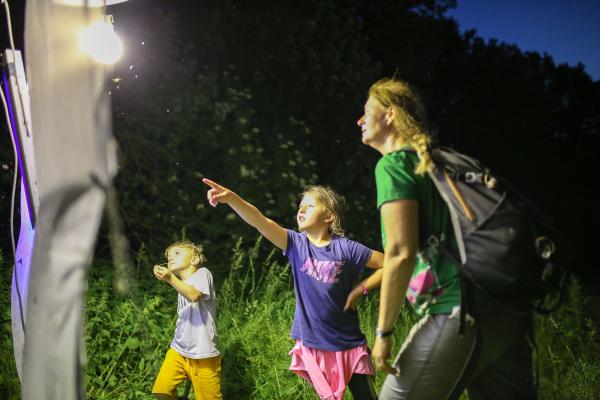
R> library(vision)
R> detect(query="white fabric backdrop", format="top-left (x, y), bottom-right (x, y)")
top-left (16, 1), bottom-right (116, 398)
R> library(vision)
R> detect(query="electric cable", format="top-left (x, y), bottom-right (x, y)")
top-left (0, 76), bottom-right (25, 334)
top-left (1, 0), bottom-right (15, 50)
top-left (1, 0), bottom-right (18, 259)
top-left (1, 0), bottom-right (27, 334)
top-left (0, 76), bottom-right (17, 261)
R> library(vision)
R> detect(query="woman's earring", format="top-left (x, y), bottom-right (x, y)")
top-left (386, 108), bottom-right (394, 125)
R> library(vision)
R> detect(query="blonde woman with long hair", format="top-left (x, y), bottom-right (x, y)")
top-left (358, 78), bottom-right (536, 400)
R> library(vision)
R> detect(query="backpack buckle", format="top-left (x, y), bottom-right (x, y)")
top-left (464, 172), bottom-right (483, 183)
top-left (535, 236), bottom-right (556, 259)
top-left (427, 235), bottom-right (440, 248)
top-left (484, 174), bottom-right (497, 189)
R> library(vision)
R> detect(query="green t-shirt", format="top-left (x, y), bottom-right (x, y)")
top-left (375, 150), bottom-right (461, 315)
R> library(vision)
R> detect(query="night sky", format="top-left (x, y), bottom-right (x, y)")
top-left (2, 1), bottom-right (599, 83)
top-left (448, 0), bottom-right (600, 81)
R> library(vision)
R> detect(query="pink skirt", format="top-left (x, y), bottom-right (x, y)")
top-left (289, 340), bottom-right (375, 400)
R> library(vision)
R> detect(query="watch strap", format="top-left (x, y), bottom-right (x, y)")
top-left (375, 327), bottom-right (394, 338)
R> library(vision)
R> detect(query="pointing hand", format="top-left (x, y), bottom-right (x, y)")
top-left (202, 178), bottom-right (234, 207)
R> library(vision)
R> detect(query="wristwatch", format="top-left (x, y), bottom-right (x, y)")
top-left (375, 327), bottom-right (394, 338)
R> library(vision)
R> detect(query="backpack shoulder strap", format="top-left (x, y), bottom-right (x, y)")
top-left (426, 167), bottom-right (468, 265)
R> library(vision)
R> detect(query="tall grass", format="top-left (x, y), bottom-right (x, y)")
top-left (217, 237), bottom-right (311, 399)
top-left (0, 251), bottom-right (21, 400)
top-left (535, 278), bottom-right (600, 399)
top-left (0, 244), bottom-right (599, 399)
top-left (83, 269), bottom-right (175, 399)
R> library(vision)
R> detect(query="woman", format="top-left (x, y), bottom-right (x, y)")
top-left (357, 78), bottom-right (536, 400)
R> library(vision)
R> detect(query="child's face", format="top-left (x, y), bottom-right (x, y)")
top-left (166, 246), bottom-right (197, 274)
top-left (297, 194), bottom-right (332, 232)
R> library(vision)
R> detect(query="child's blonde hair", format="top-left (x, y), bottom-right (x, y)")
top-left (165, 241), bottom-right (206, 268)
top-left (301, 185), bottom-right (345, 237)
top-left (368, 77), bottom-right (433, 175)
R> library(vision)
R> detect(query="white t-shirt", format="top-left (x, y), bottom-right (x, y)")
top-left (170, 267), bottom-right (220, 359)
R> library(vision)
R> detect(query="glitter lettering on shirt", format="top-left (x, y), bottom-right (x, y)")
top-left (300, 257), bottom-right (344, 284)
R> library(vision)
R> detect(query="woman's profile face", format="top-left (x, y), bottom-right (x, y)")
top-left (357, 96), bottom-right (388, 148)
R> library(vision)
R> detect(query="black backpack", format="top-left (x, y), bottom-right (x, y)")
top-left (425, 147), bottom-right (573, 316)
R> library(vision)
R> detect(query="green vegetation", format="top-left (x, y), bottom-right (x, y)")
top-left (1, 244), bottom-right (599, 399)
top-left (0, 252), bottom-right (20, 400)
top-left (535, 279), bottom-right (600, 399)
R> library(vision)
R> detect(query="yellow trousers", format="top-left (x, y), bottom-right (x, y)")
top-left (152, 348), bottom-right (222, 400)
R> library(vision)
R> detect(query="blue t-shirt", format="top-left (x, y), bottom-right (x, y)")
top-left (283, 230), bottom-right (372, 351)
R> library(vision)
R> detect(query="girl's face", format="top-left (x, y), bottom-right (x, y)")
top-left (297, 193), bottom-right (332, 232)
top-left (166, 246), bottom-right (197, 273)
top-left (357, 96), bottom-right (390, 148)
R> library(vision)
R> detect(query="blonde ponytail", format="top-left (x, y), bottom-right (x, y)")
top-left (369, 78), bottom-right (433, 175)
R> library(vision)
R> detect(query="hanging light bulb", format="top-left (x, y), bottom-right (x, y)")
top-left (79, 15), bottom-right (123, 65)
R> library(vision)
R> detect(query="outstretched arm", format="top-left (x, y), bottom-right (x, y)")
top-left (202, 178), bottom-right (288, 250)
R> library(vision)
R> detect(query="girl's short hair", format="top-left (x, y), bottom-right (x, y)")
top-left (165, 241), bottom-right (206, 267)
top-left (301, 185), bottom-right (345, 237)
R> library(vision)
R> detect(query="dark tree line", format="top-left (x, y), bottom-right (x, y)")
top-left (1, 0), bottom-right (598, 289)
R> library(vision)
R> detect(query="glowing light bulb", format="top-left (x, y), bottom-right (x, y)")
top-left (79, 17), bottom-right (123, 65)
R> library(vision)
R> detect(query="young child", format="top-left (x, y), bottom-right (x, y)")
top-left (152, 241), bottom-right (223, 400)
top-left (202, 178), bottom-right (384, 400)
